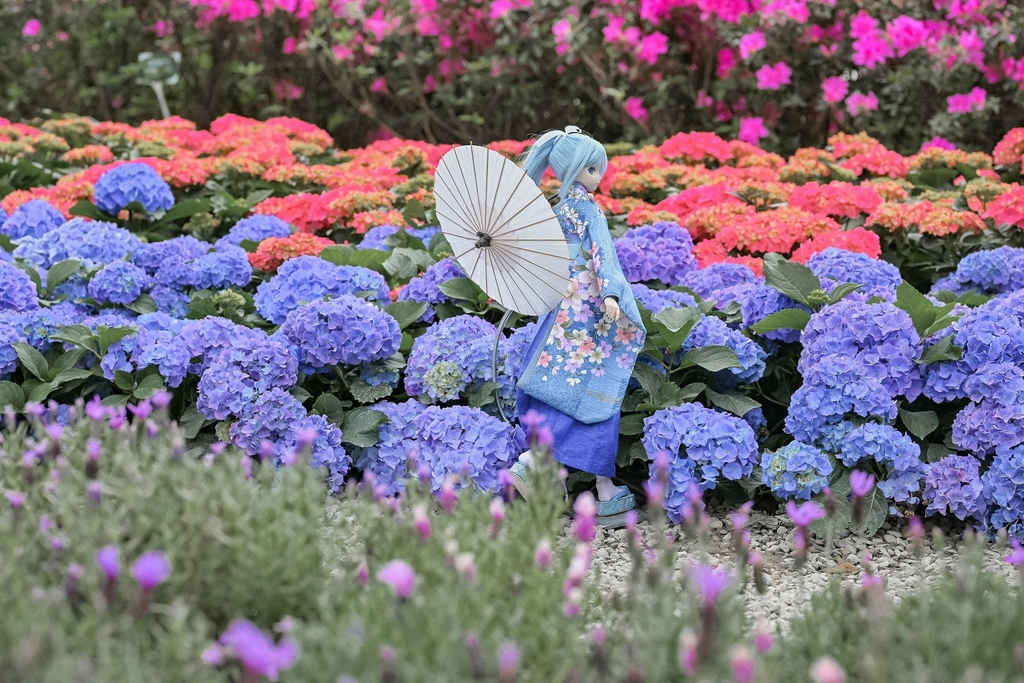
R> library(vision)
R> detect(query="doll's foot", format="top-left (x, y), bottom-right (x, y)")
top-left (595, 486), bottom-right (636, 518)
top-left (509, 461), bottom-right (532, 500)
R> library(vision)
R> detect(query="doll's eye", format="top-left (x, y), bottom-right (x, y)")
top-left (588, 166), bottom-right (596, 174)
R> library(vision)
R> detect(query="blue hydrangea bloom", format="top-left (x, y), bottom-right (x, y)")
top-left (196, 335), bottom-right (299, 420)
top-left (88, 260), bottom-right (151, 305)
top-left (742, 282), bottom-right (808, 344)
top-left (682, 263), bottom-right (759, 300)
top-left (405, 315), bottom-right (504, 403)
top-left (134, 236), bottom-right (209, 275)
top-left (643, 403), bottom-right (758, 520)
top-left (358, 224), bottom-right (402, 251)
top-left (282, 296), bottom-right (401, 368)
top-left (981, 445), bottom-right (1024, 542)
top-left (807, 248), bottom-right (902, 295)
top-left (190, 247), bottom-right (252, 290)
top-left (0, 317), bottom-right (26, 378)
top-left (0, 262), bottom-right (40, 312)
top-left (130, 327), bottom-right (192, 388)
top-left (615, 221), bottom-right (697, 286)
top-left (630, 283), bottom-right (697, 313)
top-left (799, 299), bottom-right (922, 399)
top-left (837, 422), bottom-right (923, 503)
top-left (99, 313), bottom-right (176, 380)
top-left (352, 399), bottom-right (428, 496)
top-left (254, 255), bottom-right (390, 325)
top-left (0, 249), bottom-right (11, 264)
top-left (1, 200), bottom-right (64, 241)
top-left (150, 285), bottom-right (191, 318)
top-left (358, 359), bottom-right (401, 389)
top-left (396, 257), bottom-right (466, 323)
top-left (415, 404), bottom-right (514, 493)
top-left (93, 163), bottom-right (175, 215)
top-left (13, 218), bottom-right (142, 270)
top-left (786, 355), bottom-right (898, 444)
top-left (12, 302), bottom-right (88, 352)
top-left (214, 215), bottom-right (292, 251)
top-left (760, 441), bottom-right (833, 500)
top-left (502, 321), bottom-right (539, 388)
top-left (298, 412), bottom-right (351, 493)
top-left (683, 316), bottom-right (767, 385)
top-left (932, 246), bottom-right (1024, 297)
top-left (0, 206), bottom-right (6, 225)
top-left (180, 317), bottom-right (267, 375)
top-left (923, 454), bottom-right (987, 522)
top-left (952, 397), bottom-right (1024, 457)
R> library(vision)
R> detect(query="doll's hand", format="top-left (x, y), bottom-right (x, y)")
top-left (603, 297), bottom-right (621, 321)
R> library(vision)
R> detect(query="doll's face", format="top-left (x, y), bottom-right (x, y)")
top-left (574, 164), bottom-right (603, 193)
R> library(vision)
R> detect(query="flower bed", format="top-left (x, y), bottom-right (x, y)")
top-left (2, 113), bottom-right (1024, 541)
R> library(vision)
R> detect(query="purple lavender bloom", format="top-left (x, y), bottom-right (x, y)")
top-left (131, 551), bottom-right (171, 591)
top-left (93, 163), bottom-right (175, 215)
top-left (850, 470), bottom-right (876, 497)
top-left (690, 563), bottom-right (732, 607)
top-left (377, 560), bottom-right (417, 599)
top-left (96, 545), bottom-right (119, 580)
top-left (218, 618), bottom-right (299, 680)
top-left (785, 500), bottom-right (826, 527)
top-left (1, 199), bottom-right (64, 240)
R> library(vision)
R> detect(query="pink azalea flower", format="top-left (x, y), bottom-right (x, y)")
top-left (849, 10), bottom-right (878, 40)
top-left (852, 33), bottom-right (893, 69)
top-left (378, 560), bottom-right (416, 599)
top-left (922, 136), bottom-right (956, 151)
top-left (738, 31), bottom-right (766, 60)
top-left (717, 48), bottom-right (737, 78)
top-left (845, 91), bottom-right (879, 116)
top-left (624, 96), bottom-right (649, 123)
top-left (637, 31), bottom-right (668, 64)
top-left (887, 15), bottom-right (928, 57)
top-left (755, 62), bottom-right (792, 90)
top-left (821, 76), bottom-right (848, 104)
top-left (22, 18), bottom-right (41, 37)
top-left (228, 0), bottom-right (260, 22)
top-left (738, 116), bottom-right (769, 144)
top-left (947, 87), bottom-right (986, 113)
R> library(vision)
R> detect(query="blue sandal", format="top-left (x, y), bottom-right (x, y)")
top-left (596, 486), bottom-right (636, 517)
top-left (509, 461), bottom-right (532, 500)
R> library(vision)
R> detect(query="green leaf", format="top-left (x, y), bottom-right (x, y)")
top-left (385, 301), bottom-right (427, 329)
top-left (27, 380), bottom-right (57, 403)
top-left (926, 443), bottom-right (955, 463)
top-left (383, 247), bottom-right (435, 281)
top-left (348, 377), bottom-right (394, 404)
top-left (618, 413), bottom-right (647, 436)
top-left (438, 277), bottom-right (486, 302)
top-left (126, 294), bottom-right (158, 315)
top-left (617, 440), bottom-right (648, 468)
top-left (152, 199), bottom-right (214, 225)
top-left (827, 282), bottom-right (863, 304)
top-left (239, 239), bottom-right (260, 253)
top-left (651, 307), bottom-right (701, 350)
top-left (922, 313), bottom-right (962, 340)
top-left (749, 308), bottom-right (811, 335)
top-left (908, 167), bottom-right (959, 188)
top-left (98, 326), bottom-right (136, 353)
top-left (917, 336), bottom-right (963, 364)
top-left (402, 198), bottom-right (426, 225)
top-left (809, 488), bottom-right (852, 539)
top-left (101, 394), bottom-right (131, 409)
top-left (114, 370), bottom-right (135, 392)
top-left (52, 348), bottom-right (88, 373)
top-left (14, 262), bottom-right (42, 294)
top-left (340, 407), bottom-right (388, 448)
top-left (0, 381), bottom-right (25, 411)
top-left (319, 245), bottom-right (391, 276)
top-left (762, 253), bottom-right (821, 307)
top-left (13, 342), bottom-right (48, 381)
top-left (45, 258), bottom-right (82, 292)
top-left (0, 235), bottom-right (15, 253)
top-left (179, 406), bottom-right (208, 439)
top-left (678, 345), bottom-right (741, 372)
top-left (631, 362), bottom-right (667, 401)
top-left (133, 373), bottom-right (166, 398)
top-left (68, 200), bottom-right (109, 220)
top-left (52, 368), bottom-right (95, 385)
top-left (704, 387), bottom-right (760, 418)
top-left (895, 281), bottom-right (938, 337)
top-left (857, 488), bottom-right (889, 537)
top-left (467, 381), bottom-right (501, 408)
top-left (312, 394), bottom-right (347, 426)
top-left (899, 407), bottom-right (939, 441)
top-left (678, 382), bottom-right (707, 402)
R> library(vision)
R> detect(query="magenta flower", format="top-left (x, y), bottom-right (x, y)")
top-left (738, 31), bottom-right (766, 60)
top-left (572, 492), bottom-right (597, 543)
top-left (755, 62), bottom-right (792, 90)
top-left (845, 91), bottom-right (879, 116)
top-left (850, 471), bottom-right (875, 497)
top-left (1006, 539), bottom-right (1024, 567)
top-left (378, 559), bottom-right (416, 599)
top-left (690, 563), bottom-right (731, 607)
top-left (637, 31), bottom-right (668, 64)
top-left (810, 656), bottom-right (846, 683)
top-left (218, 618), bottom-right (299, 681)
top-left (887, 15), bottom-right (928, 57)
top-left (497, 642), bottom-right (520, 682)
top-left (6, 491), bottom-right (25, 509)
top-left (132, 551), bottom-right (171, 591)
top-left (738, 117), bottom-right (769, 145)
top-left (947, 87), bottom-right (987, 114)
top-left (624, 96), bottom-right (649, 123)
top-left (731, 646), bottom-right (755, 683)
top-left (22, 18), bottom-right (41, 37)
top-left (821, 76), bottom-right (849, 104)
top-left (412, 504), bottom-right (431, 541)
top-left (786, 500), bottom-right (825, 527)
top-left (535, 538), bottom-right (553, 568)
top-left (921, 136), bottom-right (956, 151)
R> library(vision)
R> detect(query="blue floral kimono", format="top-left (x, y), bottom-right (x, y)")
top-left (514, 183), bottom-right (646, 477)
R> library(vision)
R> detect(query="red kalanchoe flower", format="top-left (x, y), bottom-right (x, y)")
top-left (249, 233), bottom-right (334, 272)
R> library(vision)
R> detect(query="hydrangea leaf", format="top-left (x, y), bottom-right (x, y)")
top-left (679, 345), bottom-right (741, 372)
top-left (52, 348), bottom-right (88, 373)
top-left (68, 200), bottom-right (110, 220)
top-left (383, 247), bottom-right (435, 281)
top-left (0, 235), bottom-right (14, 253)
top-left (762, 253), bottom-right (820, 307)
top-left (126, 294), bottom-right (158, 315)
top-left (385, 301), bottom-right (428, 330)
top-left (895, 281), bottom-right (938, 337)
top-left (704, 388), bottom-right (760, 418)
top-left (651, 306), bottom-right (701, 349)
top-left (0, 381), bottom-right (25, 411)
top-left (618, 413), bottom-right (646, 436)
top-left (749, 308), bottom-right (811, 335)
top-left (631, 361), bottom-right (667, 402)
top-left (917, 336), bottom-right (964, 364)
top-left (13, 342), bottom-right (48, 381)
top-left (857, 488), bottom-right (889, 537)
top-left (340, 407), bottom-right (388, 448)
top-left (238, 239), bottom-right (259, 253)
top-left (45, 259), bottom-right (82, 293)
top-left (438, 277), bottom-right (486, 303)
top-left (898, 407), bottom-right (939, 441)
top-left (809, 490), bottom-right (852, 539)
top-left (150, 199), bottom-right (213, 227)
top-left (827, 282), bottom-right (863, 304)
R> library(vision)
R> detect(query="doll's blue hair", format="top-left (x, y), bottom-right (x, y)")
top-left (520, 128), bottom-right (608, 200)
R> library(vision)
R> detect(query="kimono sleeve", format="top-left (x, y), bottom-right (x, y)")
top-left (583, 202), bottom-right (629, 302)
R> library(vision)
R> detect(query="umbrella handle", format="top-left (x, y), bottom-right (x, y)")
top-left (492, 308), bottom-right (515, 423)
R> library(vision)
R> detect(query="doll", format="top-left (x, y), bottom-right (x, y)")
top-left (509, 126), bottom-right (647, 518)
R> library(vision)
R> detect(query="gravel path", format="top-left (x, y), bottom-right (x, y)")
top-left (576, 507), bottom-right (1019, 633)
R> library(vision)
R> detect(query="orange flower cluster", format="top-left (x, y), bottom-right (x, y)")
top-left (787, 182), bottom-right (883, 219)
top-left (249, 233), bottom-right (335, 272)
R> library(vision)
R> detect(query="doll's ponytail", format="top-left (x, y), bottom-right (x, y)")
top-left (520, 130), bottom-right (565, 188)
top-left (519, 127), bottom-right (608, 200)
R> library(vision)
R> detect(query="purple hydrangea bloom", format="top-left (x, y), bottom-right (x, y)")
top-left (88, 260), bottom-right (151, 305)
top-left (807, 248), bottom-right (902, 296)
top-left (643, 404), bottom-right (758, 518)
top-left (415, 405), bottom-right (514, 493)
top-left (683, 263), bottom-right (759, 300)
top-left (405, 315), bottom-right (502, 403)
top-left (396, 257), bottom-right (466, 323)
top-left (742, 282), bottom-right (808, 344)
top-left (923, 454), bottom-right (987, 522)
top-left (0, 317), bottom-right (26, 378)
top-left (785, 355), bottom-right (899, 444)
top-left (982, 445), bottom-right (1024, 542)
top-left (150, 285), bottom-right (191, 317)
top-left (760, 441), bottom-right (833, 500)
top-left (134, 236), bottom-right (209, 275)
top-left (13, 218), bottom-right (142, 270)
top-left (196, 335), bottom-right (299, 420)
top-left (214, 215), bottom-right (292, 251)
top-left (15, 302), bottom-right (89, 352)
top-left (130, 327), bottom-right (193, 388)
top-left (932, 246), bottom-right (1024, 296)
top-left (190, 247), bottom-right (253, 290)
top-left (683, 316), bottom-right (767, 385)
top-left (799, 299), bottom-right (922, 399)
top-left (630, 283), bottom-right (697, 313)
top-left (179, 317), bottom-right (267, 375)
top-left (502, 321), bottom-right (539, 387)
top-left (357, 224), bottom-right (403, 250)
top-left (352, 400), bottom-right (428, 496)
top-left (614, 221), bottom-right (697, 286)
top-left (297, 412), bottom-right (350, 493)
top-left (0, 261), bottom-right (40, 312)
top-left (254, 256), bottom-right (390, 324)
top-left (1, 200), bottom-right (64, 240)
top-left (952, 398), bottom-right (1024, 457)
top-left (93, 163), bottom-right (175, 215)
top-left (0, 249), bottom-right (11, 264)
top-left (838, 422), bottom-right (923, 503)
top-left (281, 296), bottom-right (401, 368)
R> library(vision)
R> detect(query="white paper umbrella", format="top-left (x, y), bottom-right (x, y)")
top-left (433, 144), bottom-right (570, 316)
